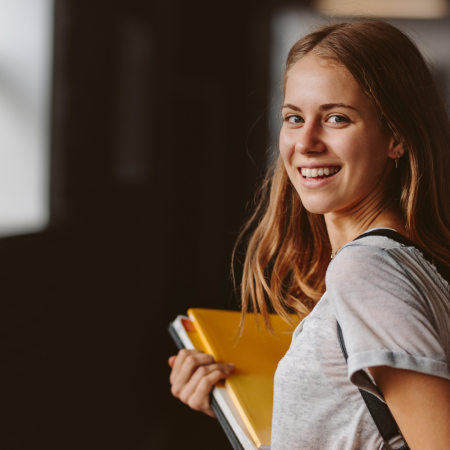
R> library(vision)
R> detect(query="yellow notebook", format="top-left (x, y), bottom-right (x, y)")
top-left (187, 308), bottom-right (301, 448)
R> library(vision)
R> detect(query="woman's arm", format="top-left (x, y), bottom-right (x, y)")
top-left (369, 366), bottom-right (450, 450)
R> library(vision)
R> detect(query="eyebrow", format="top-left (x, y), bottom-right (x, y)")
top-left (281, 103), bottom-right (357, 112)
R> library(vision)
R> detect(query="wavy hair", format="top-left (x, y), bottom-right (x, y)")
top-left (234, 19), bottom-right (450, 331)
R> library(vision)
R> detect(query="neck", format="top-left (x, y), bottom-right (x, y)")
top-left (325, 190), bottom-right (406, 255)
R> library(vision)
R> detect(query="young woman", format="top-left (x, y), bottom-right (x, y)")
top-left (168, 20), bottom-right (450, 449)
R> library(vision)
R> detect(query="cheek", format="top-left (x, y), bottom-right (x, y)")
top-left (329, 132), bottom-right (359, 161)
top-left (279, 129), bottom-right (295, 163)
top-left (332, 132), bottom-right (383, 169)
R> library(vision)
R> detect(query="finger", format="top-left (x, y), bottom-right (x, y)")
top-left (171, 352), bottom-right (217, 395)
top-left (178, 363), bottom-right (234, 404)
top-left (168, 356), bottom-right (176, 367)
top-left (170, 350), bottom-right (212, 385)
top-left (188, 369), bottom-right (231, 417)
top-left (170, 349), bottom-right (207, 384)
top-left (170, 351), bottom-right (215, 389)
top-left (187, 363), bottom-right (234, 391)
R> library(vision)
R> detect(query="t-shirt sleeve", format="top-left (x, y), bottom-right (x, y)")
top-left (326, 244), bottom-right (450, 398)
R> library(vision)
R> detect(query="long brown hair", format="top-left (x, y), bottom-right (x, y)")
top-left (235, 19), bottom-right (450, 331)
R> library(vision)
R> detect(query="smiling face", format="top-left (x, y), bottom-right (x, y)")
top-left (280, 54), bottom-right (399, 217)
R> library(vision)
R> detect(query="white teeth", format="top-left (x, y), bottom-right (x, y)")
top-left (301, 167), bottom-right (340, 178)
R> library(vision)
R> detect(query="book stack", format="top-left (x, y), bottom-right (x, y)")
top-left (169, 309), bottom-right (303, 450)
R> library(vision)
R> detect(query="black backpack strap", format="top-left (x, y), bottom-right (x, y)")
top-left (337, 322), bottom-right (409, 450)
top-left (336, 229), bottom-right (419, 450)
top-left (352, 228), bottom-right (413, 246)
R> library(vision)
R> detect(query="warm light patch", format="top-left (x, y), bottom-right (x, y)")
top-left (315, 0), bottom-right (449, 19)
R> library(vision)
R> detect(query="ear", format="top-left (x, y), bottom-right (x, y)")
top-left (387, 136), bottom-right (406, 162)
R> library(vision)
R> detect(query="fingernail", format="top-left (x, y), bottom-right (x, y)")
top-left (227, 363), bottom-right (235, 369)
top-left (222, 370), bottom-right (230, 375)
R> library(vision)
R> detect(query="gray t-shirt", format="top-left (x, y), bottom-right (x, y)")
top-left (271, 229), bottom-right (450, 450)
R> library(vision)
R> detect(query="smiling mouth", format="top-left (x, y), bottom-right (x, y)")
top-left (300, 166), bottom-right (341, 180)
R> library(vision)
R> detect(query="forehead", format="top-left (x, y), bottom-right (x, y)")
top-left (284, 54), bottom-right (367, 107)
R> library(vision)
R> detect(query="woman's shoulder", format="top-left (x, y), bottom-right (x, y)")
top-left (327, 231), bottom-right (449, 297)
top-left (327, 232), bottom-right (409, 282)
top-left (325, 231), bottom-right (450, 390)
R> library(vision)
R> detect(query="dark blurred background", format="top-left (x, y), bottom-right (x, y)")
top-left (0, 1), bottom-right (449, 449)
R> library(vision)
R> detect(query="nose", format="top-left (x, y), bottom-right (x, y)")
top-left (294, 121), bottom-right (326, 155)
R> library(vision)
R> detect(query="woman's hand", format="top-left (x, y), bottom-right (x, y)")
top-left (168, 349), bottom-right (235, 418)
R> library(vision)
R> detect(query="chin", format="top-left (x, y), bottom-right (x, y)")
top-left (300, 202), bottom-right (331, 215)
top-left (299, 195), bottom-right (333, 214)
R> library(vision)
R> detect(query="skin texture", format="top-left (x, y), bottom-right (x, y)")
top-left (169, 54), bottom-right (450, 448)
top-left (280, 54), bottom-right (407, 252)
top-left (369, 366), bottom-right (450, 449)
top-left (168, 349), bottom-right (234, 418)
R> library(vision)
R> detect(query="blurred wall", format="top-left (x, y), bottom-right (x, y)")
top-left (1, 1), bottom-right (276, 449)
